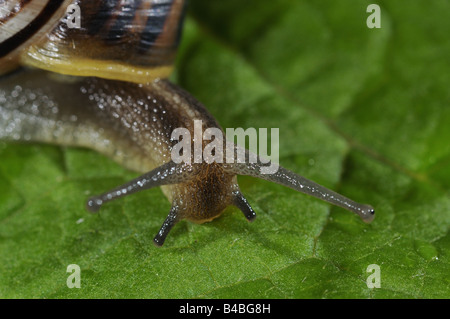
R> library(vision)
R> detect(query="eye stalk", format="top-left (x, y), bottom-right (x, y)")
top-left (222, 158), bottom-right (376, 224)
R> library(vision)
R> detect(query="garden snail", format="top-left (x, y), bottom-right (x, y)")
top-left (0, 0), bottom-right (375, 246)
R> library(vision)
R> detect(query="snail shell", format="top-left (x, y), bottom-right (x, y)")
top-left (0, 0), bottom-right (374, 246)
top-left (0, 0), bottom-right (72, 73)
top-left (1, 0), bottom-right (185, 82)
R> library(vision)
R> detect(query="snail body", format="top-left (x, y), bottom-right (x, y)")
top-left (0, 0), bottom-right (374, 246)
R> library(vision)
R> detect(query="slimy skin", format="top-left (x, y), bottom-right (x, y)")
top-left (0, 68), bottom-right (374, 246)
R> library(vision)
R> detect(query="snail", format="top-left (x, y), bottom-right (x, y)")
top-left (0, 0), bottom-right (375, 246)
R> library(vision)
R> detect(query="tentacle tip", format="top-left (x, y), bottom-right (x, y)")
top-left (232, 191), bottom-right (257, 222)
top-left (153, 236), bottom-right (165, 247)
top-left (86, 197), bottom-right (103, 213)
top-left (246, 213), bottom-right (257, 222)
top-left (359, 205), bottom-right (375, 224)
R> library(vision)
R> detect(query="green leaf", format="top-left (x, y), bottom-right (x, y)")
top-left (0, 0), bottom-right (449, 298)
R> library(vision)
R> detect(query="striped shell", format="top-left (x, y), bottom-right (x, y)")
top-left (0, 0), bottom-right (186, 82)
